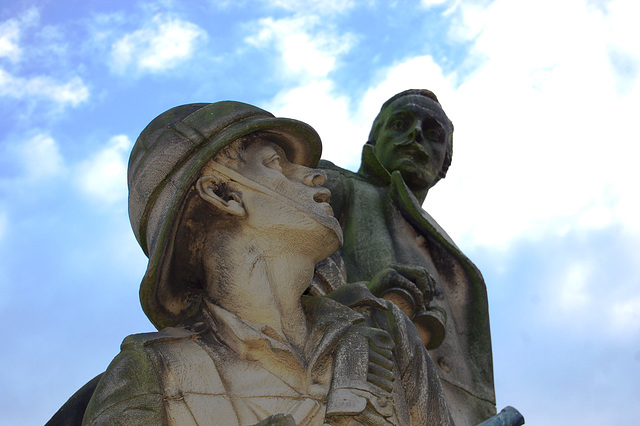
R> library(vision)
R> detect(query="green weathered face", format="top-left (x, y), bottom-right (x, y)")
top-left (373, 95), bottom-right (452, 190)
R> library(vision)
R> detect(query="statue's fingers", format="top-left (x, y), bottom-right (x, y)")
top-left (369, 344), bottom-right (393, 359)
top-left (367, 372), bottom-right (394, 393)
top-left (368, 361), bottom-right (394, 382)
top-left (368, 349), bottom-right (393, 370)
top-left (362, 327), bottom-right (395, 351)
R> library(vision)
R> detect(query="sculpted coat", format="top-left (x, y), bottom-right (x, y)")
top-left (319, 144), bottom-right (496, 425)
top-left (69, 101), bottom-right (453, 426)
top-left (83, 286), bottom-right (453, 425)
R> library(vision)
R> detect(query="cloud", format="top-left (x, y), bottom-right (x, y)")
top-left (261, 0), bottom-right (356, 14)
top-left (390, 0), bottom-right (640, 249)
top-left (110, 14), bottom-right (207, 75)
top-left (247, 15), bottom-right (361, 166)
top-left (0, 69), bottom-right (89, 107)
top-left (419, 0), bottom-right (450, 9)
top-left (531, 232), bottom-right (640, 341)
top-left (0, 18), bottom-right (22, 62)
top-left (360, 56), bottom-right (455, 123)
top-left (610, 296), bottom-right (640, 335)
top-left (0, 211), bottom-right (7, 242)
top-left (0, 8), bottom-right (86, 108)
top-left (268, 80), bottom-right (366, 169)
top-left (267, 56), bottom-right (455, 170)
top-left (256, 0), bottom-right (640, 252)
top-left (0, 8), bottom-right (38, 62)
top-left (245, 16), bottom-right (356, 79)
top-left (75, 135), bottom-right (132, 205)
top-left (17, 134), bottom-right (66, 181)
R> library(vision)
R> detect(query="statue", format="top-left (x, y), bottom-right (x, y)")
top-left (318, 90), bottom-right (497, 424)
top-left (76, 101), bottom-right (454, 425)
top-left (48, 97), bottom-right (524, 426)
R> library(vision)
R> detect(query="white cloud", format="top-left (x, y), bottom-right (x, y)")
top-left (396, 0), bottom-right (640, 248)
top-left (248, 15), bottom-right (361, 166)
top-left (261, 0), bottom-right (356, 14)
top-left (0, 211), bottom-right (7, 242)
top-left (556, 262), bottom-right (592, 312)
top-left (258, 0), bottom-right (640, 252)
top-left (268, 80), bottom-right (365, 169)
top-left (267, 56), bottom-right (455, 170)
top-left (18, 134), bottom-right (66, 180)
top-left (360, 56), bottom-right (455, 124)
top-left (610, 296), bottom-right (640, 335)
top-left (0, 69), bottom-right (89, 106)
top-left (420, 0), bottom-right (449, 9)
top-left (245, 16), bottom-right (356, 79)
top-left (0, 9), bottom-right (85, 108)
top-left (110, 14), bottom-right (207, 75)
top-left (532, 243), bottom-right (640, 340)
top-left (0, 18), bottom-right (21, 62)
top-left (0, 8), bottom-right (38, 62)
top-left (75, 135), bottom-right (132, 205)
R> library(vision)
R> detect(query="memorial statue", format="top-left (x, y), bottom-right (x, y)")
top-left (48, 97), bottom-right (524, 426)
top-left (78, 101), bottom-right (454, 425)
top-left (318, 90), bottom-right (497, 425)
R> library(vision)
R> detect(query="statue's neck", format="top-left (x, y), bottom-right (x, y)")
top-left (204, 239), bottom-right (312, 354)
top-left (411, 186), bottom-right (428, 205)
top-left (358, 144), bottom-right (429, 204)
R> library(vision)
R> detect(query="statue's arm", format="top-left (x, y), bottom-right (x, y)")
top-left (82, 345), bottom-right (167, 425)
top-left (327, 283), bottom-right (453, 425)
top-left (383, 304), bottom-right (454, 426)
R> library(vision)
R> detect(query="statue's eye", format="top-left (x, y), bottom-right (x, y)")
top-left (390, 119), bottom-right (408, 130)
top-left (425, 128), bottom-right (444, 142)
top-left (265, 155), bottom-right (283, 172)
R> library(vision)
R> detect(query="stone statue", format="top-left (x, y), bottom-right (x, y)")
top-left (77, 101), bottom-right (454, 425)
top-left (48, 98), bottom-right (524, 426)
top-left (318, 90), bottom-right (496, 425)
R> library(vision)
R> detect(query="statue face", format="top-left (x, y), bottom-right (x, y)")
top-left (213, 140), bottom-right (343, 261)
top-left (373, 95), bottom-right (451, 190)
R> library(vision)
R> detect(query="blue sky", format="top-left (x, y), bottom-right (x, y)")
top-left (1, 0), bottom-right (639, 424)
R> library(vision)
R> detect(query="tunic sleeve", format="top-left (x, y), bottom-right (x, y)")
top-left (82, 343), bottom-right (167, 425)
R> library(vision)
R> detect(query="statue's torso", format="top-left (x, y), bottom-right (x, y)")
top-left (322, 162), bottom-right (497, 425)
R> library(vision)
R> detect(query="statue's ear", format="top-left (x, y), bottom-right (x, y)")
top-left (196, 175), bottom-right (246, 217)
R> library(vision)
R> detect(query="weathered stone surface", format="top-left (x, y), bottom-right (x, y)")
top-left (319, 90), bottom-right (496, 425)
top-left (50, 95), bottom-right (523, 426)
top-left (67, 101), bottom-right (453, 425)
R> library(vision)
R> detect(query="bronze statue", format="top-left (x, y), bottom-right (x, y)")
top-left (319, 90), bottom-right (496, 424)
top-left (48, 96), bottom-right (523, 426)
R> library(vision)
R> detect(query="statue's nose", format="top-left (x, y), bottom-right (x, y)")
top-left (303, 170), bottom-right (327, 187)
top-left (409, 123), bottom-right (424, 142)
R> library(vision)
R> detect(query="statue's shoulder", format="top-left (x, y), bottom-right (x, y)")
top-left (121, 326), bottom-right (203, 350)
top-left (318, 159), bottom-right (363, 180)
top-left (317, 158), bottom-right (342, 172)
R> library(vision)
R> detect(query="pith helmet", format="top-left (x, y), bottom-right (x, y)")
top-left (128, 101), bottom-right (322, 329)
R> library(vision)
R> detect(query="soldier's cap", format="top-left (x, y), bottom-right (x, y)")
top-left (128, 101), bottom-right (322, 329)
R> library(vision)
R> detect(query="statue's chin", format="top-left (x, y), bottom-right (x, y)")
top-left (307, 213), bottom-right (343, 261)
top-left (397, 167), bottom-right (436, 191)
top-left (318, 214), bottom-right (344, 253)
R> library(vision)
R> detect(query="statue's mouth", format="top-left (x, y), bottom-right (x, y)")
top-left (394, 141), bottom-right (430, 161)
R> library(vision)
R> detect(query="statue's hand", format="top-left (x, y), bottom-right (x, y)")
top-left (360, 325), bottom-right (395, 394)
top-left (252, 413), bottom-right (297, 426)
top-left (368, 264), bottom-right (446, 349)
top-left (368, 264), bottom-right (436, 314)
top-left (325, 326), bottom-right (396, 425)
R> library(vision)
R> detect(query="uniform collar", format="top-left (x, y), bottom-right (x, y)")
top-left (356, 144), bottom-right (391, 186)
top-left (199, 296), bottom-right (364, 392)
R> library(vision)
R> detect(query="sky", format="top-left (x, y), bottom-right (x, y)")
top-left (0, 0), bottom-right (639, 424)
